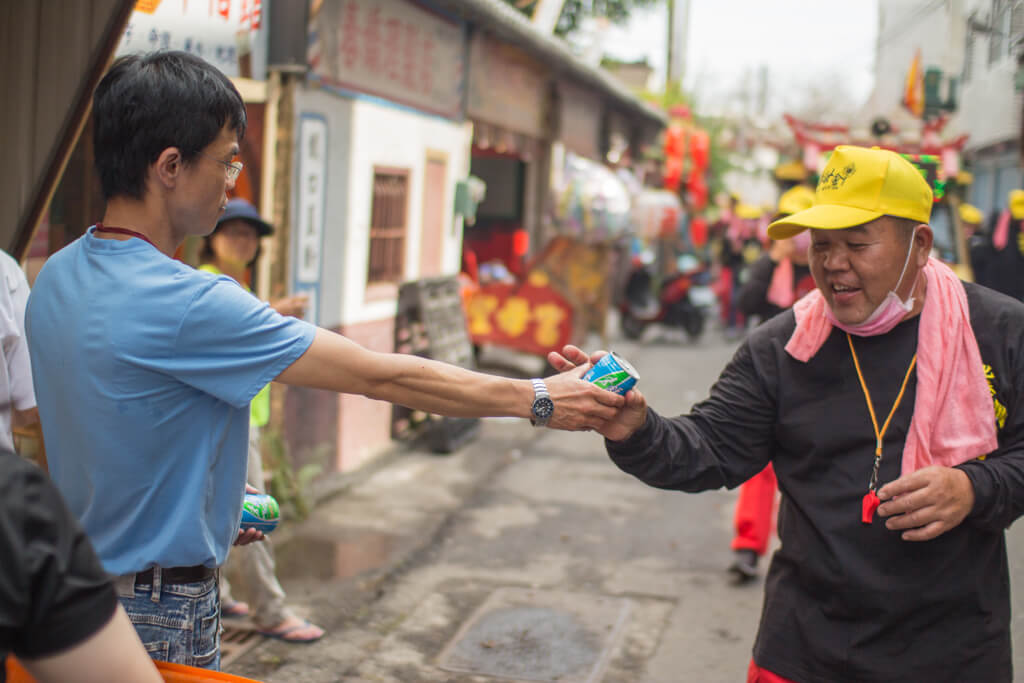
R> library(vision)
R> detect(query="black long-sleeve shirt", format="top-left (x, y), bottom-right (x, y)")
top-left (607, 281), bottom-right (1024, 682)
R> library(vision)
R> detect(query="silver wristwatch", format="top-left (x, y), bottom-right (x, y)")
top-left (530, 378), bottom-right (554, 427)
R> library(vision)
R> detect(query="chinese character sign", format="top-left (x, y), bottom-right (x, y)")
top-left (308, 0), bottom-right (465, 119)
top-left (295, 116), bottom-right (328, 285)
top-left (465, 282), bottom-right (573, 356)
top-left (116, 0), bottom-right (268, 79)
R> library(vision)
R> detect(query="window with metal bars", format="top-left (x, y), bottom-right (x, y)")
top-left (989, 0), bottom-right (1009, 64)
top-left (1011, 0), bottom-right (1024, 57)
top-left (964, 15), bottom-right (975, 82)
top-left (367, 170), bottom-right (409, 284)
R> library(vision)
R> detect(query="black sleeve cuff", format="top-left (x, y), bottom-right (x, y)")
top-left (605, 409), bottom-right (657, 454)
top-left (957, 460), bottom-right (997, 527)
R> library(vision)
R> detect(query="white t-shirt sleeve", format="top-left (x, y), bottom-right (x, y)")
top-left (0, 252), bottom-right (34, 410)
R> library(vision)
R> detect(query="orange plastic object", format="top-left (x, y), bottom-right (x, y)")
top-left (6, 657), bottom-right (262, 682)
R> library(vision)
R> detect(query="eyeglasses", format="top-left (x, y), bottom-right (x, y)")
top-left (195, 151), bottom-right (244, 182)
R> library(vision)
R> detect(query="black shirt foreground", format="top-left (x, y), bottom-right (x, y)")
top-left (608, 281), bottom-right (1024, 682)
top-left (0, 451), bottom-right (118, 681)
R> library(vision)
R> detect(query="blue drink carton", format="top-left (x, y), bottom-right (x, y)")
top-left (582, 351), bottom-right (639, 395)
top-left (240, 493), bottom-right (280, 533)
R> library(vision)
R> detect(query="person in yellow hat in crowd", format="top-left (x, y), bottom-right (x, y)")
top-left (726, 185), bottom-right (817, 584)
top-left (719, 201), bottom-right (766, 339)
top-left (958, 202), bottom-right (994, 288)
top-left (551, 146), bottom-right (1024, 681)
top-left (982, 190), bottom-right (1024, 301)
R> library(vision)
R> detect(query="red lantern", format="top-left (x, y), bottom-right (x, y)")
top-left (686, 172), bottom-right (708, 210)
top-left (663, 156), bottom-right (683, 192)
top-left (664, 126), bottom-right (687, 159)
top-left (689, 129), bottom-right (710, 172)
top-left (689, 215), bottom-right (708, 247)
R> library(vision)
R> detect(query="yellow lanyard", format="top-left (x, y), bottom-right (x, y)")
top-left (847, 334), bottom-right (917, 522)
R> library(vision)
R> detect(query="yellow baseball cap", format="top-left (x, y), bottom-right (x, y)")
top-left (768, 145), bottom-right (933, 240)
top-left (1009, 190), bottom-right (1024, 220)
top-left (958, 203), bottom-right (983, 225)
top-left (735, 203), bottom-right (763, 220)
top-left (776, 185), bottom-right (814, 217)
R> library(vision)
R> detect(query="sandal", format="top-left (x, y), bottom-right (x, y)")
top-left (257, 617), bottom-right (325, 643)
top-left (222, 599), bottom-right (250, 619)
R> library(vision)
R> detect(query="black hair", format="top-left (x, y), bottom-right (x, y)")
top-left (92, 51), bottom-right (247, 200)
top-left (885, 215), bottom-right (922, 244)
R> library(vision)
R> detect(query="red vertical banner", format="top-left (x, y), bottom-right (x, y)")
top-left (216, 0), bottom-right (230, 20)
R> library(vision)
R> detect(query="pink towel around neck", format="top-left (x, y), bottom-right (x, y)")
top-left (785, 257), bottom-right (998, 476)
top-left (767, 258), bottom-right (796, 309)
top-left (993, 209), bottom-right (1011, 250)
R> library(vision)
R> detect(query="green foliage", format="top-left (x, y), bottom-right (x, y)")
top-left (507, 0), bottom-right (662, 37)
top-left (260, 427), bottom-right (326, 522)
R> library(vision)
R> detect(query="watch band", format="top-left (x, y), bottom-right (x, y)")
top-left (532, 378), bottom-right (549, 398)
top-left (530, 378), bottom-right (553, 427)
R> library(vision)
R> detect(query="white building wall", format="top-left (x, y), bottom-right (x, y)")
top-left (341, 98), bottom-right (473, 327)
top-left (858, 0), bottom-right (960, 129)
top-left (953, 0), bottom-right (1023, 214)
top-left (955, 0), bottom-right (1022, 151)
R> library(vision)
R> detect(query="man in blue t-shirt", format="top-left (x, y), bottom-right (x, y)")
top-left (26, 51), bottom-right (623, 670)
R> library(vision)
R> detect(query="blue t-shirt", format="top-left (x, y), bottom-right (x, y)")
top-left (26, 228), bottom-right (316, 575)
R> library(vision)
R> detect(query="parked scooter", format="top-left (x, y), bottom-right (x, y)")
top-left (619, 253), bottom-right (715, 342)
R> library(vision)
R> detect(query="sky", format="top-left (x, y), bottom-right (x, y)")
top-left (598, 0), bottom-right (880, 119)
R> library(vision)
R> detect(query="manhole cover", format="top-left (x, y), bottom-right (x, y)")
top-left (438, 588), bottom-right (631, 682)
top-left (220, 624), bottom-right (263, 669)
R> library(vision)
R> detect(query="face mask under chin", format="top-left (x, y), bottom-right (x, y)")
top-left (826, 229), bottom-right (921, 337)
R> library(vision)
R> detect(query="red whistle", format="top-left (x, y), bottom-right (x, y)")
top-left (862, 490), bottom-right (881, 524)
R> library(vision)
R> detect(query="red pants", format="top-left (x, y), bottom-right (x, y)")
top-left (747, 659), bottom-right (797, 682)
top-left (732, 463), bottom-right (778, 556)
top-left (714, 266), bottom-right (733, 325)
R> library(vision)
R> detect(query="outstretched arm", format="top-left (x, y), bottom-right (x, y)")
top-left (276, 329), bottom-right (624, 431)
top-left (551, 343), bottom-right (776, 491)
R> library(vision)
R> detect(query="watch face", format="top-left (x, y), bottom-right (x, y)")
top-left (532, 397), bottom-right (554, 419)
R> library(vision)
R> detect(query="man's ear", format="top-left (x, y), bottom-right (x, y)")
top-left (153, 147), bottom-right (184, 189)
top-left (914, 223), bottom-right (934, 264)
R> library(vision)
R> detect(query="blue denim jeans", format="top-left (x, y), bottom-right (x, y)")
top-left (115, 570), bottom-right (221, 669)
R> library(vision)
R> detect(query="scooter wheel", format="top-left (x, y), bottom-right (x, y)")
top-left (620, 311), bottom-right (646, 340)
top-left (684, 312), bottom-right (706, 341)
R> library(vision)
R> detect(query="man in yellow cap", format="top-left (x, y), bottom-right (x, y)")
top-left (552, 145), bottom-right (1024, 681)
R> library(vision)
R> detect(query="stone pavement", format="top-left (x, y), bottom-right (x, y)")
top-left (225, 414), bottom-right (765, 683)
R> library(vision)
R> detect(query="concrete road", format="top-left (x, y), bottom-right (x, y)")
top-left (226, 328), bottom-right (1024, 682)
